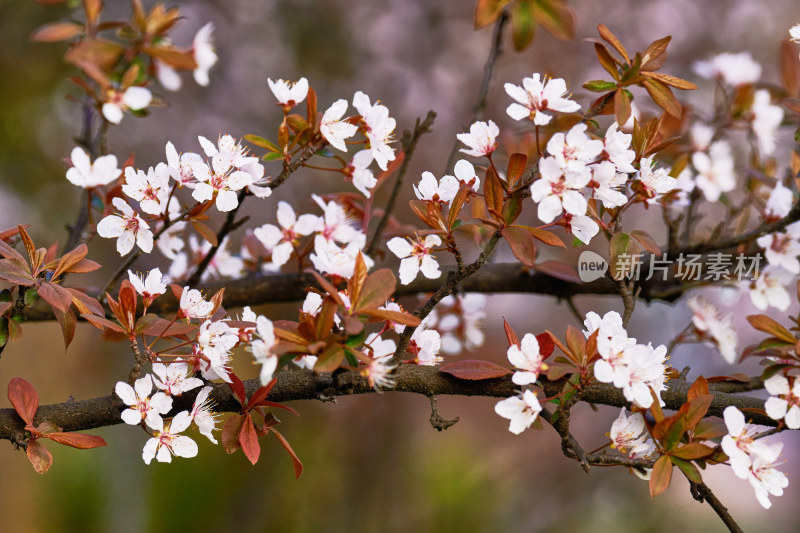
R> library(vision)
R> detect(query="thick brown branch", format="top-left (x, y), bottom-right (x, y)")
top-left (0, 365), bottom-right (780, 443)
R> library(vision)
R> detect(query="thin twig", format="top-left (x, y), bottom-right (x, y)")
top-left (186, 139), bottom-right (328, 286)
top-left (442, 9), bottom-right (509, 174)
top-left (366, 111), bottom-right (436, 256)
top-left (391, 230), bottom-right (502, 364)
top-left (689, 482), bottom-right (744, 533)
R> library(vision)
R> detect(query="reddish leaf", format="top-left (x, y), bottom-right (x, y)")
top-left (439, 360), bottom-right (512, 380)
top-left (238, 414), bottom-right (261, 465)
top-left (26, 439), bottom-right (53, 474)
top-left (313, 343), bottom-right (345, 373)
top-left (671, 442), bottom-right (713, 460)
top-left (747, 315), bottom-right (796, 344)
top-left (142, 46), bottom-right (198, 70)
top-left (536, 333), bottom-right (555, 357)
top-left (8, 377), bottom-right (39, 425)
top-left (705, 374), bottom-right (751, 383)
top-left (533, 0), bottom-right (574, 41)
top-left (0, 302), bottom-right (11, 316)
top-left (45, 432), bottom-right (107, 449)
top-left (348, 252), bottom-right (368, 307)
top-left (81, 313), bottom-right (124, 333)
top-left (53, 307), bottom-right (77, 351)
top-left (503, 317), bottom-right (519, 346)
top-left (649, 455), bottom-right (672, 497)
top-left (356, 268), bottom-right (396, 311)
top-left (269, 427), bottom-right (303, 479)
top-left (222, 414), bottom-right (245, 454)
top-left (0, 258), bottom-right (36, 285)
top-left (687, 375), bottom-right (709, 402)
top-left (474, 0), bottom-right (512, 29)
top-left (506, 153), bottom-right (528, 189)
top-left (630, 230), bottom-right (661, 255)
top-left (30, 21), bottom-right (83, 42)
top-left (502, 226), bottom-right (536, 267)
top-left (228, 373), bottom-right (247, 405)
top-left (191, 220), bottom-right (219, 247)
top-left (245, 378), bottom-right (277, 412)
top-left (66, 288), bottom-right (104, 316)
top-left (361, 308), bottom-right (420, 327)
top-left (305, 270), bottom-right (345, 307)
top-left (597, 23), bottom-right (629, 64)
top-left (38, 282), bottom-right (73, 313)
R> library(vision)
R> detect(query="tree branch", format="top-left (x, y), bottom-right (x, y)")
top-left (0, 364), bottom-right (781, 443)
top-left (689, 482), bottom-right (744, 533)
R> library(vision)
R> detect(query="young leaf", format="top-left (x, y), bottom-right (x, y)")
top-left (502, 226), bottom-right (537, 267)
top-left (45, 432), bottom-right (107, 449)
top-left (26, 439), bottom-right (53, 474)
top-left (649, 455), bottom-right (672, 497)
top-left (8, 377), bottom-right (39, 426)
top-left (238, 413), bottom-right (261, 465)
top-left (269, 427), bottom-right (304, 479)
top-left (503, 317), bottom-right (520, 346)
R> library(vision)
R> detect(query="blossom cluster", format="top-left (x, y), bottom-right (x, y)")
top-left (723, 406), bottom-right (788, 509)
top-left (584, 311), bottom-right (668, 408)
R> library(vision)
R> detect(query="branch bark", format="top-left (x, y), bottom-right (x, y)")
top-left (0, 364), bottom-right (781, 444)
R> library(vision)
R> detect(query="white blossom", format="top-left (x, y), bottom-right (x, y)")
top-left (457, 120), bottom-right (499, 157)
top-left (387, 235), bottom-right (442, 285)
top-left (97, 198), bottom-right (153, 255)
top-left (192, 23), bottom-right (218, 86)
top-left (268, 77), bottom-right (309, 108)
top-left (321, 99), bottom-right (358, 152)
top-left (142, 411), bottom-right (198, 464)
top-left (115, 376), bottom-right (172, 430)
top-left (504, 73), bottom-right (581, 125)
top-left (65, 147), bottom-right (120, 188)
top-left (495, 390), bottom-right (542, 435)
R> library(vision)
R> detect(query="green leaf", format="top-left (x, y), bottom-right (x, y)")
top-left (511, 0), bottom-right (536, 51)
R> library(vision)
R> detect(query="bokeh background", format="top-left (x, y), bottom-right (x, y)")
top-left (2, 0), bottom-right (800, 531)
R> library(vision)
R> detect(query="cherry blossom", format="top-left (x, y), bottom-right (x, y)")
top-left (449, 159), bottom-right (480, 192)
top-left (165, 141), bottom-right (202, 188)
top-left (65, 147), bottom-right (121, 188)
top-left (151, 362), bottom-right (203, 396)
top-left (687, 295), bottom-right (739, 364)
top-left (751, 89), bottom-right (784, 156)
top-left (791, 24), bottom-right (800, 42)
top-left (191, 385), bottom-right (219, 444)
top-left (608, 409), bottom-right (654, 458)
top-left (196, 319), bottom-right (239, 363)
top-left (589, 161), bottom-right (628, 208)
top-left (352, 91), bottom-right (396, 170)
top-left (192, 22), bottom-right (218, 87)
top-left (311, 194), bottom-right (363, 245)
top-left (546, 123), bottom-right (603, 175)
top-left (128, 268), bottom-right (167, 304)
top-left (102, 86), bottom-right (152, 124)
top-left (746, 442), bottom-right (789, 509)
top-left (764, 374), bottom-right (800, 428)
top-left (122, 164), bottom-right (171, 215)
top-left (693, 52), bottom-right (762, 86)
top-left (757, 222), bottom-right (800, 274)
top-left (429, 293), bottom-right (487, 354)
top-left (253, 201), bottom-right (318, 267)
top-left (722, 406), bottom-right (764, 479)
top-left (636, 156), bottom-right (677, 199)
top-left (268, 77), bottom-right (309, 109)
top-left (97, 198), bottom-right (153, 255)
top-left (142, 411), bottom-right (199, 464)
top-left (602, 122), bottom-right (636, 173)
top-left (495, 390), bottom-right (542, 435)
top-left (309, 236), bottom-right (371, 278)
top-left (408, 326), bottom-right (442, 365)
top-left (504, 73), bottom-right (581, 125)
top-left (413, 171), bottom-right (459, 203)
top-left (178, 287), bottom-right (214, 319)
top-left (530, 156), bottom-right (590, 223)
top-left (387, 234), bottom-right (442, 285)
top-left (320, 99), bottom-right (358, 152)
top-left (692, 141), bottom-right (735, 203)
top-left (457, 120), bottom-right (499, 158)
top-left (750, 266), bottom-right (792, 311)
top-left (765, 182), bottom-right (794, 219)
top-left (155, 59), bottom-right (181, 92)
top-left (250, 316), bottom-right (278, 384)
top-left (346, 150), bottom-right (377, 197)
top-left (507, 333), bottom-right (548, 385)
top-left (361, 332), bottom-right (397, 390)
top-left (115, 375), bottom-right (173, 429)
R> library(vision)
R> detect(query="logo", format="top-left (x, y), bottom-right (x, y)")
top-left (578, 250), bottom-right (608, 282)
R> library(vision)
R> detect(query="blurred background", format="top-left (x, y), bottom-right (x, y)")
top-left (2, 0), bottom-right (800, 531)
